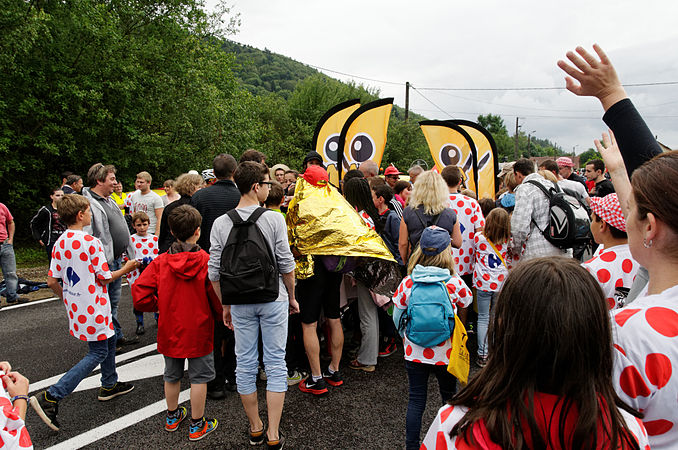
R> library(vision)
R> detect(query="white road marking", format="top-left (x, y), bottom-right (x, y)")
top-left (46, 389), bottom-right (191, 450)
top-left (29, 343), bottom-right (158, 393)
top-left (2, 282), bottom-right (129, 311)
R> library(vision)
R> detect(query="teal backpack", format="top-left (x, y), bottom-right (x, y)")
top-left (398, 279), bottom-right (456, 348)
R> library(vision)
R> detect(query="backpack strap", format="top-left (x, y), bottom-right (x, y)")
top-left (414, 207), bottom-right (441, 229)
top-left (227, 207), bottom-right (268, 226)
top-left (525, 179), bottom-right (558, 234)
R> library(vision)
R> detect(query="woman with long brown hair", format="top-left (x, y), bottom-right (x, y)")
top-left (421, 257), bottom-right (648, 449)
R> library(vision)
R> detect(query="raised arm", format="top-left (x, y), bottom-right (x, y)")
top-left (558, 44), bottom-right (661, 175)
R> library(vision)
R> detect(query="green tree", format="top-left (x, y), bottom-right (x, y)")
top-left (578, 148), bottom-right (602, 166)
top-left (477, 114), bottom-right (513, 160)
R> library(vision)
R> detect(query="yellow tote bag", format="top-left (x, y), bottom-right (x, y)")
top-left (447, 314), bottom-right (470, 385)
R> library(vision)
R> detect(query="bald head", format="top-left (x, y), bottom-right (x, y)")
top-left (359, 161), bottom-right (379, 178)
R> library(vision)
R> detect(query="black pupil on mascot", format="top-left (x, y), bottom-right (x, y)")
top-left (440, 144), bottom-right (460, 166)
top-left (324, 135), bottom-right (340, 163)
top-left (350, 134), bottom-right (375, 162)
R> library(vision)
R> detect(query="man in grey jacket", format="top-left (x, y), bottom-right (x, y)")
top-left (82, 163), bottom-right (137, 347)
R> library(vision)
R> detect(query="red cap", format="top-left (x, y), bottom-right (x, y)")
top-left (384, 164), bottom-right (403, 176)
top-left (590, 193), bottom-right (626, 232)
top-left (556, 157), bottom-right (574, 168)
top-left (302, 165), bottom-right (329, 187)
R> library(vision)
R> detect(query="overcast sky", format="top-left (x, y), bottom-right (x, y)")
top-left (217, 0), bottom-right (678, 153)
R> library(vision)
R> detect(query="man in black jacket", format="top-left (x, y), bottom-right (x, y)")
top-left (190, 153), bottom-right (240, 399)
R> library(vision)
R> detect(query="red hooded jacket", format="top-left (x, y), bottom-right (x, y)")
top-left (132, 247), bottom-right (222, 359)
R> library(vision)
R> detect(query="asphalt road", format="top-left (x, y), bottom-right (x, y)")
top-left (2, 284), bottom-right (479, 449)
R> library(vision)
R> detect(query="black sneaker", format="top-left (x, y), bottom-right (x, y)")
top-left (249, 424), bottom-right (265, 445)
top-left (225, 378), bottom-right (237, 392)
top-left (322, 367), bottom-right (344, 387)
top-left (6, 297), bottom-right (29, 305)
top-left (98, 381), bottom-right (134, 401)
top-left (136, 323), bottom-right (145, 335)
top-left (117, 335), bottom-right (139, 346)
top-left (266, 431), bottom-right (285, 450)
top-left (30, 391), bottom-right (60, 431)
top-left (298, 376), bottom-right (328, 396)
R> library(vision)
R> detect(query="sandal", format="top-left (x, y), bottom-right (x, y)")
top-left (348, 359), bottom-right (375, 372)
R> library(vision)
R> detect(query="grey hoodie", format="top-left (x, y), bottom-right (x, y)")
top-left (82, 187), bottom-right (134, 263)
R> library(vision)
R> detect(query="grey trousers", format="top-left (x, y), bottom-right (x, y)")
top-left (356, 280), bottom-right (379, 366)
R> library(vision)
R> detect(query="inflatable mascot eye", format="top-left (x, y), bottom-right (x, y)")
top-left (321, 133), bottom-right (340, 165)
top-left (348, 133), bottom-right (376, 164)
top-left (440, 144), bottom-right (461, 166)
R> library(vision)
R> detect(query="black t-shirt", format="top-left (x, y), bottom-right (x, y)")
top-left (591, 179), bottom-right (615, 198)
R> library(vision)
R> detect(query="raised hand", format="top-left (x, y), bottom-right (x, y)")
top-left (594, 130), bottom-right (632, 217)
top-left (557, 44), bottom-right (627, 111)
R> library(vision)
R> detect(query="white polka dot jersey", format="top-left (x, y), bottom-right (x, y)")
top-left (582, 244), bottom-right (639, 309)
top-left (48, 230), bottom-right (114, 342)
top-left (448, 194), bottom-right (485, 276)
top-left (393, 268), bottom-right (472, 366)
top-left (472, 232), bottom-right (510, 293)
top-left (612, 284), bottom-right (678, 449)
top-left (126, 234), bottom-right (159, 285)
top-left (0, 376), bottom-right (33, 449)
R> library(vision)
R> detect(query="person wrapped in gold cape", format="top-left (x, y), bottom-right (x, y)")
top-left (286, 165), bottom-right (401, 297)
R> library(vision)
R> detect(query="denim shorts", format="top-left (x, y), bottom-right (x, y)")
top-left (163, 353), bottom-right (215, 384)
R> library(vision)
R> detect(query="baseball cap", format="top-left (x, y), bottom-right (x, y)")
top-left (384, 164), bottom-right (403, 177)
top-left (303, 151), bottom-right (324, 167)
top-left (590, 193), bottom-right (626, 232)
top-left (419, 226), bottom-right (451, 256)
top-left (556, 157), bottom-right (574, 168)
top-left (302, 164), bottom-right (329, 187)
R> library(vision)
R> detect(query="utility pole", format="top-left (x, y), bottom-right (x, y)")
top-left (514, 117), bottom-right (521, 161)
top-left (405, 82), bottom-right (410, 121)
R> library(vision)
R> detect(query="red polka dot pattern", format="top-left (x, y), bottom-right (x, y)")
top-left (645, 307), bottom-right (678, 337)
top-left (619, 366), bottom-right (651, 398)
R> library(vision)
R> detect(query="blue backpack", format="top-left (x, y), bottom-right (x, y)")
top-left (398, 279), bottom-right (456, 348)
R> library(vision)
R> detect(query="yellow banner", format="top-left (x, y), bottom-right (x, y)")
top-left (419, 120), bottom-right (477, 194)
top-left (312, 99), bottom-right (361, 186)
top-left (338, 98), bottom-right (393, 179)
top-left (455, 120), bottom-right (498, 200)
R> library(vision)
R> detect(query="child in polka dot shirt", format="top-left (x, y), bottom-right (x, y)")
top-left (472, 208), bottom-right (512, 366)
top-left (31, 195), bottom-right (138, 432)
top-left (126, 212), bottom-right (160, 334)
top-left (392, 227), bottom-right (472, 450)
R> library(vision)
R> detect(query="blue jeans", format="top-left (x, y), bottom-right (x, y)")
top-left (0, 243), bottom-right (18, 301)
top-left (231, 301), bottom-right (288, 395)
top-left (477, 290), bottom-right (496, 358)
top-left (405, 360), bottom-right (457, 450)
top-left (108, 257), bottom-right (123, 340)
top-left (48, 336), bottom-right (118, 400)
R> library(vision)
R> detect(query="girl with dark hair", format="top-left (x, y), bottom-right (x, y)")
top-left (393, 180), bottom-right (411, 208)
top-left (422, 256), bottom-right (648, 449)
top-left (343, 177), bottom-right (383, 234)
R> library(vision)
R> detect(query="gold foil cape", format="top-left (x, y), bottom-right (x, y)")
top-left (286, 177), bottom-right (395, 264)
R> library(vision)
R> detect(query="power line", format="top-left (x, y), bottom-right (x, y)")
top-left (305, 63), bottom-right (404, 86)
top-left (410, 86), bottom-right (455, 119)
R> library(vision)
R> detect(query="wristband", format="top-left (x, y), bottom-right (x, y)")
top-left (11, 395), bottom-right (29, 403)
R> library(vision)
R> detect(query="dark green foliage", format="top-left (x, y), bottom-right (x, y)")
top-left (578, 148), bottom-right (602, 166)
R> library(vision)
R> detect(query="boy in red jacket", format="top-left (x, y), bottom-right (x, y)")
top-left (132, 205), bottom-right (222, 441)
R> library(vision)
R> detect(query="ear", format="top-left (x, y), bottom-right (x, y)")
top-left (194, 226), bottom-right (201, 238)
top-left (645, 212), bottom-right (658, 242)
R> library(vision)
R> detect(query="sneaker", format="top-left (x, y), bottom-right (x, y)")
top-left (266, 431), bottom-right (285, 450)
top-left (348, 359), bottom-right (375, 373)
top-left (224, 378), bottom-right (237, 392)
top-left (6, 297), bottom-right (29, 305)
top-left (189, 417), bottom-right (218, 441)
top-left (165, 406), bottom-right (187, 432)
top-left (117, 335), bottom-right (139, 346)
top-left (206, 388), bottom-right (226, 400)
top-left (476, 355), bottom-right (488, 368)
top-left (136, 323), bottom-right (145, 335)
top-left (298, 376), bottom-right (328, 396)
top-left (30, 391), bottom-right (60, 431)
top-left (249, 424), bottom-right (265, 445)
top-left (379, 338), bottom-right (397, 357)
top-left (287, 370), bottom-right (307, 386)
top-left (322, 367), bottom-right (344, 386)
top-left (98, 381), bottom-right (134, 401)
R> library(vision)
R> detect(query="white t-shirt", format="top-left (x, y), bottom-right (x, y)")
top-left (472, 232), bottom-right (510, 292)
top-left (0, 375), bottom-right (33, 449)
top-left (448, 194), bottom-right (485, 276)
top-left (612, 284), bottom-right (678, 449)
top-left (49, 230), bottom-right (114, 341)
top-left (125, 190), bottom-right (164, 233)
top-left (393, 273), bottom-right (472, 366)
top-left (126, 233), bottom-right (159, 285)
top-left (582, 244), bottom-right (639, 309)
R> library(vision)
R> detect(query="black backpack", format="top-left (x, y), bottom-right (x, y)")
top-left (219, 207), bottom-right (279, 304)
top-left (526, 180), bottom-right (592, 249)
